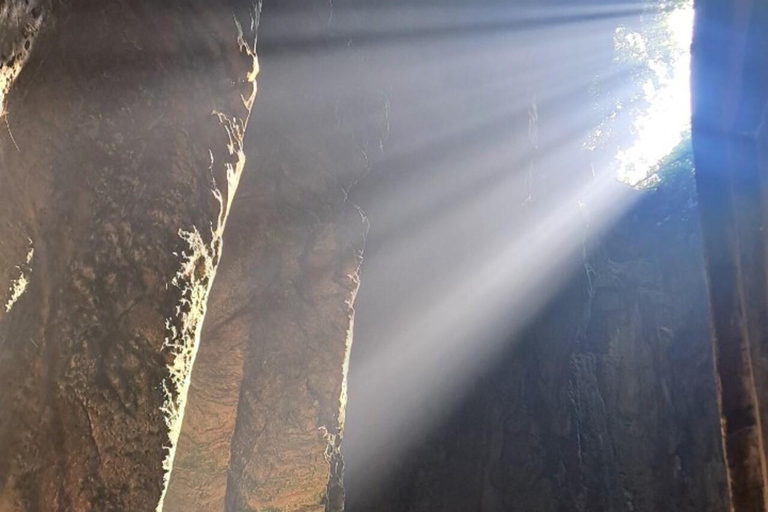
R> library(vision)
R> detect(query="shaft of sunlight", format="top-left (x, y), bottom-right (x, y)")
top-left (349, 171), bottom-right (639, 492)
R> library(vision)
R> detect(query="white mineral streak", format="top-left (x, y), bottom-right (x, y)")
top-left (4, 243), bottom-right (33, 313)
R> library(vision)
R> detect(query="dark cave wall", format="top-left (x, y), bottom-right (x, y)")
top-left (692, 0), bottom-right (768, 507)
top-left (348, 175), bottom-right (729, 512)
top-left (0, 1), bottom-right (259, 510)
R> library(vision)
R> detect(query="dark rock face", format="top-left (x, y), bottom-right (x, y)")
top-left (692, 0), bottom-right (768, 507)
top-left (0, 1), bottom-right (259, 510)
top-left (348, 174), bottom-right (729, 512)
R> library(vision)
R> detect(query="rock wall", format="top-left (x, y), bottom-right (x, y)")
top-left (692, 0), bottom-right (768, 507)
top-left (0, 1), bottom-right (259, 510)
top-left (0, 1), bottom-right (378, 510)
top-left (164, 1), bottom-right (380, 511)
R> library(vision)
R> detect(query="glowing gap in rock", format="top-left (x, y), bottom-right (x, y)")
top-left (615, 4), bottom-right (693, 185)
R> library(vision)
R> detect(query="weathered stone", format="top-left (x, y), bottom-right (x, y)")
top-left (0, 1), bottom-right (259, 510)
top-left (164, 2), bottom-right (378, 511)
top-left (692, 0), bottom-right (768, 508)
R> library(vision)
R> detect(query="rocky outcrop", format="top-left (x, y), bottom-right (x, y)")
top-left (164, 2), bottom-right (381, 511)
top-left (1, 1), bottom-right (378, 510)
top-left (0, 1), bottom-right (259, 510)
top-left (348, 170), bottom-right (729, 512)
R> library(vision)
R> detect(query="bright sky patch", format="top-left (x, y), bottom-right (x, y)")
top-left (615, 4), bottom-right (693, 185)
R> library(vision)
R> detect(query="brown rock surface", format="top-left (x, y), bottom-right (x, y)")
top-left (0, 1), bottom-right (259, 510)
top-left (164, 2), bottom-right (379, 511)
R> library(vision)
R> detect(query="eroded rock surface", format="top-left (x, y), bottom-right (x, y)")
top-left (0, 1), bottom-right (259, 510)
top-left (164, 2), bottom-right (380, 511)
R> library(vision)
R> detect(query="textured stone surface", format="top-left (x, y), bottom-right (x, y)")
top-left (0, 1), bottom-right (259, 510)
top-left (164, 1), bottom-right (379, 511)
top-left (0, 0), bottom-right (44, 324)
top-left (692, 0), bottom-right (768, 507)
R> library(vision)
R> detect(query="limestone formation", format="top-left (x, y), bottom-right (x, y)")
top-left (0, 1), bottom-right (259, 510)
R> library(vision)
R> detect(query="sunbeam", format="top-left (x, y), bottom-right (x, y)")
top-left (0, 0), bottom-right (723, 510)
top-left (343, 0), bottom-right (696, 505)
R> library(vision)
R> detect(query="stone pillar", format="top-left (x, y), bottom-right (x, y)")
top-left (693, 0), bottom-right (768, 509)
top-left (0, 1), bottom-right (259, 510)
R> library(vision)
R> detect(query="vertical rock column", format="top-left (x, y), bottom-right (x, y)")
top-left (165, 2), bottom-right (381, 511)
top-left (693, 0), bottom-right (768, 509)
top-left (0, 1), bottom-right (260, 510)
